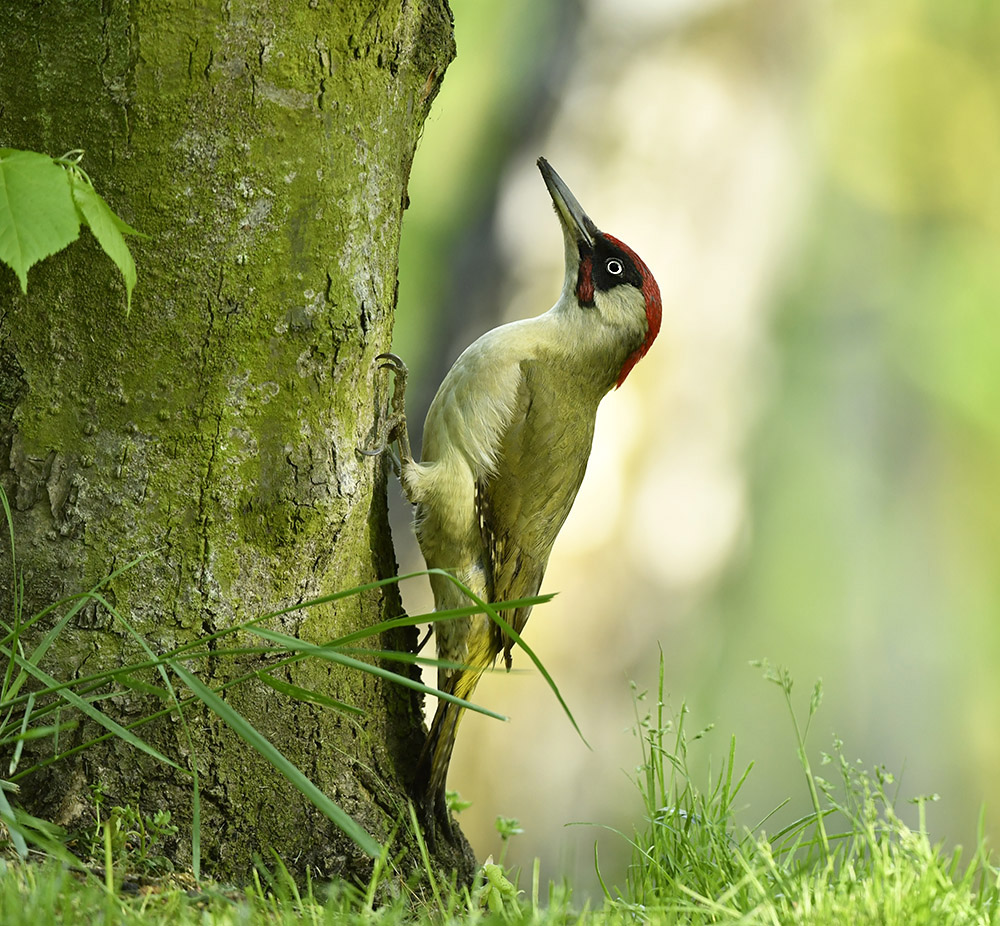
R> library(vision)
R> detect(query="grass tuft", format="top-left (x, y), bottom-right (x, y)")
top-left (604, 653), bottom-right (1000, 924)
top-left (0, 483), bottom-right (557, 869)
top-left (4, 486), bottom-right (999, 922)
top-left (1, 652), bottom-right (998, 924)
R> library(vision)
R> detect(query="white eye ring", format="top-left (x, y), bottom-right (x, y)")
top-left (606, 258), bottom-right (623, 275)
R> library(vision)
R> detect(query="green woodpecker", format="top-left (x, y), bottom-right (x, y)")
top-left (367, 158), bottom-right (661, 830)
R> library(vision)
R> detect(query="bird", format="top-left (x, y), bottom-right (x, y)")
top-left (365, 157), bottom-right (661, 832)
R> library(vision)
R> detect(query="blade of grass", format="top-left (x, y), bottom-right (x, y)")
top-left (88, 590), bottom-right (205, 880)
top-left (8, 651), bottom-right (180, 770)
top-left (0, 719), bottom-right (79, 747)
top-left (0, 553), bottom-right (152, 709)
top-left (328, 592), bottom-right (555, 649)
top-left (432, 570), bottom-right (589, 748)
top-left (0, 785), bottom-right (28, 858)
top-left (0, 799), bottom-right (82, 867)
top-left (245, 626), bottom-right (508, 721)
top-left (408, 802), bottom-right (444, 912)
top-left (1, 485), bottom-right (21, 703)
top-left (258, 672), bottom-right (365, 716)
top-left (8, 691), bottom-right (33, 774)
top-left (169, 661), bottom-right (380, 858)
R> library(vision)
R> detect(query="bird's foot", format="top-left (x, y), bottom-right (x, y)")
top-left (360, 352), bottom-right (413, 469)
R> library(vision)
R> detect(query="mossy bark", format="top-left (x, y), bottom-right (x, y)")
top-left (0, 1), bottom-right (467, 883)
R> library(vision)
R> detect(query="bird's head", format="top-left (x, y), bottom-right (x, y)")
top-left (538, 157), bottom-right (661, 387)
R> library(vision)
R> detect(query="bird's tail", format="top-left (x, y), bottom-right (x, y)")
top-left (416, 698), bottom-right (463, 825)
top-left (415, 664), bottom-right (487, 830)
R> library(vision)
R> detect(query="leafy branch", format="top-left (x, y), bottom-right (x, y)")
top-left (0, 148), bottom-right (142, 311)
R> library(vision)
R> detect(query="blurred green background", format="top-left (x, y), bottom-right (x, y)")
top-left (392, 0), bottom-right (1000, 897)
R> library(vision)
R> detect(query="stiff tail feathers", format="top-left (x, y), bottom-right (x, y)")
top-left (416, 698), bottom-right (465, 828)
top-left (415, 634), bottom-right (503, 833)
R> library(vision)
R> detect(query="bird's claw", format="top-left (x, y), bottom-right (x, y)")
top-left (360, 352), bottom-right (413, 468)
top-left (415, 624), bottom-right (433, 653)
top-left (375, 352), bottom-right (408, 377)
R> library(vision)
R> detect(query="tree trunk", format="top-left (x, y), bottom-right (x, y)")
top-left (0, 0), bottom-right (467, 883)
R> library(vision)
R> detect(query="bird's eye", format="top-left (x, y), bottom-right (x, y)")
top-left (606, 258), bottom-right (623, 276)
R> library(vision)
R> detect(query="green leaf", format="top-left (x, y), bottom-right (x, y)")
top-left (169, 662), bottom-right (381, 858)
top-left (69, 173), bottom-right (138, 312)
top-left (0, 149), bottom-right (80, 292)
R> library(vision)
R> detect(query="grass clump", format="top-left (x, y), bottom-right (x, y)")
top-left (3, 482), bottom-right (999, 922)
top-left (606, 656), bottom-right (1000, 924)
top-left (1, 657), bottom-right (998, 924)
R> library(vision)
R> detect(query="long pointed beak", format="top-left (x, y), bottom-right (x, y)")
top-left (537, 157), bottom-right (599, 251)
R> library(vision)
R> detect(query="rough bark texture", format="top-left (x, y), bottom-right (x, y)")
top-left (0, 0), bottom-right (470, 883)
